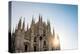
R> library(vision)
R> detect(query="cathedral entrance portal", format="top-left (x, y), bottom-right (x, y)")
top-left (34, 46), bottom-right (36, 51)
top-left (24, 42), bottom-right (30, 52)
top-left (25, 45), bottom-right (28, 52)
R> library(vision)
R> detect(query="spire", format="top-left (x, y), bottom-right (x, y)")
top-left (27, 23), bottom-right (28, 30)
top-left (47, 19), bottom-right (51, 32)
top-left (22, 17), bottom-right (25, 30)
top-left (32, 17), bottom-right (35, 23)
top-left (47, 19), bottom-right (50, 26)
top-left (30, 16), bottom-right (35, 33)
top-left (18, 17), bottom-right (22, 29)
top-left (39, 14), bottom-right (42, 22)
top-left (53, 28), bottom-right (55, 37)
top-left (31, 16), bottom-right (35, 27)
top-left (12, 27), bottom-right (14, 33)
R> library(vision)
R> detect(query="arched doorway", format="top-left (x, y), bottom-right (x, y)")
top-left (24, 42), bottom-right (30, 52)
top-left (34, 46), bottom-right (36, 51)
top-left (25, 45), bottom-right (28, 51)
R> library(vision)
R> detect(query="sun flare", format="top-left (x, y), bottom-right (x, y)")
top-left (51, 35), bottom-right (60, 48)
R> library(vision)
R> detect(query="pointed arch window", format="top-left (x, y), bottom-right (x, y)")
top-left (34, 37), bottom-right (36, 42)
top-left (44, 41), bottom-right (46, 45)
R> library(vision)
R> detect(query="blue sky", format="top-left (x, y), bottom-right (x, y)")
top-left (11, 1), bottom-right (78, 50)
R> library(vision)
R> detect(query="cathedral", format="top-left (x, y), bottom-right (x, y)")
top-left (10, 15), bottom-right (60, 53)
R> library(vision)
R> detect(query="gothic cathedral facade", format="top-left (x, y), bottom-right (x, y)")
top-left (11, 15), bottom-right (60, 53)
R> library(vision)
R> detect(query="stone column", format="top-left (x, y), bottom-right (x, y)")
top-left (30, 33), bottom-right (34, 51)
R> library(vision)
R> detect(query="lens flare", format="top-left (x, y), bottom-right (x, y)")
top-left (52, 35), bottom-right (59, 48)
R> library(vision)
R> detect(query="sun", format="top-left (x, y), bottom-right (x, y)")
top-left (52, 35), bottom-right (60, 48)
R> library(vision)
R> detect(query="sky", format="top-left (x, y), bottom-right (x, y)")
top-left (11, 1), bottom-right (78, 50)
